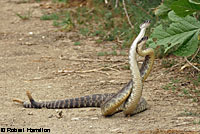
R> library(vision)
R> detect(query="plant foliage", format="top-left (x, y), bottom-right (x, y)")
top-left (155, 0), bottom-right (200, 17)
top-left (171, 0), bottom-right (200, 17)
top-left (43, 0), bottom-right (161, 48)
top-left (149, 0), bottom-right (200, 57)
top-left (148, 11), bottom-right (200, 56)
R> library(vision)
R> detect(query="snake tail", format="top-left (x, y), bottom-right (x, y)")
top-left (13, 91), bottom-right (115, 109)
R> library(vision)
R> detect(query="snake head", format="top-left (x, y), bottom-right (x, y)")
top-left (139, 20), bottom-right (151, 29)
top-left (136, 36), bottom-right (148, 55)
top-left (137, 36), bottom-right (148, 45)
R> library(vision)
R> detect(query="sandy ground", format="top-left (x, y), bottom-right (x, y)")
top-left (0, 0), bottom-right (199, 134)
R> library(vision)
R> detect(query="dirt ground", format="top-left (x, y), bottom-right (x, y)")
top-left (1, 0), bottom-right (200, 134)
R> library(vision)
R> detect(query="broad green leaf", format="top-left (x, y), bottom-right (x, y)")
top-left (148, 11), bottom-right (200, 57)
top-left (168, 11), bottom-right (200, 27)
top-left (171, 0), bottom-right (200, 17)
top-left (173, 32), bottom-right (199, 56)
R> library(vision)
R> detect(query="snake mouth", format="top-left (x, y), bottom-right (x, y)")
top-left (140, 20), bottom-right (151, 29)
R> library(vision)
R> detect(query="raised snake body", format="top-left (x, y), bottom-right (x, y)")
top-left (13, 20), bottom-right (154, 116)
top-left (100, 20), bottom-right (151, 115)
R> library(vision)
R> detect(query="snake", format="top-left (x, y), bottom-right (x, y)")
top-left (13, 20), bottom-right (154, 116)
top-left (100, 21), bottom-right (151, 116)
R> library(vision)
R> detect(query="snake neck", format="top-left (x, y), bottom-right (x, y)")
top-left (100, 27), bottom-right (148, 116)
top-left (137, 37), bottom-right (155, 82)
top-left (123, 27), bottom-right (147, 115)
top-left (129, 28), bottom-right (146, 79)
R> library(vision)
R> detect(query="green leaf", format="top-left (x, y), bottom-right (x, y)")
top-left (171, 0), bottom-right (200, 17)
top-left (173, 32), bottom-right (199, 56)
top-left (168, 11), bottom-right (200, 27)
top-left (148, 11), bottom-right (200, 57)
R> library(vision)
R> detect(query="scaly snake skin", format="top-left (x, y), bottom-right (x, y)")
top-left (100, 20), bottom-right (151, 116)
top-left (13, 20), bottom-right (154, 116)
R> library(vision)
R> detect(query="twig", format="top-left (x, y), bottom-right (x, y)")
top-left (57, 62), bottom-right (128, 75)
top-left (23, 76), bottom-right (55, 81)
top-left (122, 0), bottom-right (134, 29)
top-left (60, 56), bottom-right (125, 63)
top-left (190, 46), bottom-right (200, 62)
top-left (132, 1), bottom-right (154, 19)
top-left (115, 0), bottom-right (119, 8)
top-left (117, 36), bottom-right (123, 43)
top-left (104, 0), bottom-right (108, 4)
top-left (60, 55), bottom-right (148, 63)
top-left (184, 57), bottom-right (200, 72)
top-left (58, 69), bottom-right (110, 76)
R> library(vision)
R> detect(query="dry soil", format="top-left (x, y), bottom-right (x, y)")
top-left (0, 0), bottom-right (200, 134)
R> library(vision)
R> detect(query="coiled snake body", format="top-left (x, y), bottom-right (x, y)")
top-left (13, 20), bottom-right (154, 116)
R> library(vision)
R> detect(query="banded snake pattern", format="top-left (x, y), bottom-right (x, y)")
top-left (13, 20), bottom-right (154, 116)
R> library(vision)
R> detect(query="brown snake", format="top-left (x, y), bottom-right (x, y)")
top-left (13, 20), bottom-right (154, 116)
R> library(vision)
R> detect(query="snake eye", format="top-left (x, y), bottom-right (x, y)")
top-left (145, 20), bottom-right (151, 23)
top-left (142, 36), bottom-right (148, 41)
top-left (138, 36), bottom-right (148, 44)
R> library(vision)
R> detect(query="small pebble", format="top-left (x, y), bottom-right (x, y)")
top-left (71, 117), bottom-right (80, 121)
top-left (90, 117), bottom-right (98, 120)
top-left (28, 112), bottom-right (33, 115)
top-left (48, 115), bottom-right (53, 118)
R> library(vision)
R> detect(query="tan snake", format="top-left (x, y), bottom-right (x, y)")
top-left (100, 21), bottom-right (151, 116)
top-left (13, 20), bottom-right (154, 117)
